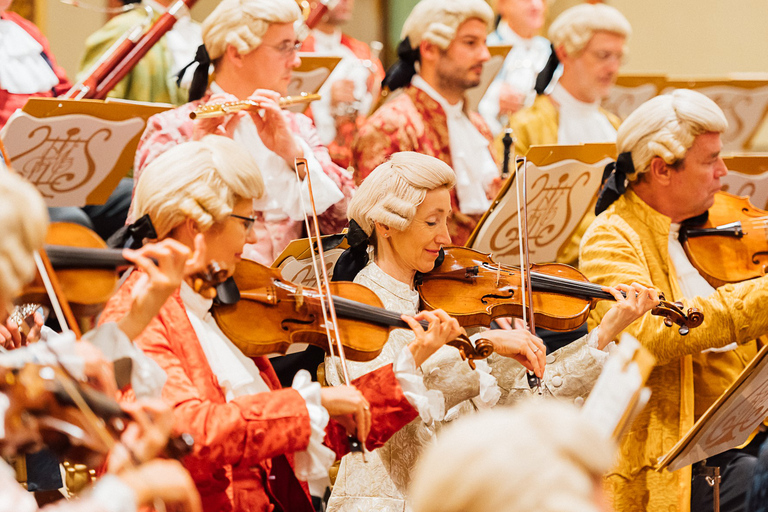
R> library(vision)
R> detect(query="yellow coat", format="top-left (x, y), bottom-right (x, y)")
top-left (579, 189), bottom-right (767, 512)
top-left (504, 95), bottom-right (621, 265)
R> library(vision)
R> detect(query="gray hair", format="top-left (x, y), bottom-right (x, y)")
top-left (401, 0), bottom-right (493, 51)
top-left (548, 3), bottom-right (631, 55)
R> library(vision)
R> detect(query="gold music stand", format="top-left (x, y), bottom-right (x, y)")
top-left (465, 45), bottom-right (513, 112)
top-left (1, 97), bottom-right (169, 207)
top-left (721, 154), bottom-right (768, 210)
top-left (602, 74), bottom-right (667, 121)
top-left (467, 143), bottom-right (616, 266)
top-left (286, 55), bottom-right (342, 112)
top-left (271, 232), bottom-right (349, 287)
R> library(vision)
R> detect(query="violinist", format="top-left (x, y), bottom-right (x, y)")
top-left (324, 151), bottom-right (659, 511)
top-left (100, 135), bottom-right (465, 512)
top-left (579, 89), bottom-right (768, 512)
top-left (0, 172), bottom-right (202, 512)
top-left (131, 0), bottom-right (354, 265)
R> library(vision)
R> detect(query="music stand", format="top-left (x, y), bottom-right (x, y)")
top-left (465, 45), bottom-right (513, 112)
top-left (286, 55), bottom-right (342, 112)
top-left (721, 154), bottom-right (768, 210)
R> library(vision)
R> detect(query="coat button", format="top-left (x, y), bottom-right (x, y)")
top-left (574, 396), bottom-right (584, 406)
top-left (546, 354), bottom-right (556, 364)
top-left (551, 375), bottom-right (563, 387)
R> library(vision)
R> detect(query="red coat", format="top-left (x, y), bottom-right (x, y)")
top-left (0, 11), bottom-right (70, 129)
top-left (99, 271), bottom-right (417, 512)
top-left (352, 85), bottom-right (495, 245)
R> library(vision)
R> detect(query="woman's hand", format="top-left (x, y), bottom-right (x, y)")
top-left (119, 459), bottom-right (202, 512)
top-left (320, 385), bottom-right (371, 444)
top-left (402, 309), bottom-right (463, 367)
top-left (118, 236), bottom-right (206, 340)
top-left (0, 311), bottom-right (43, 349)
top-left (479, 318), bottom-right (546, 378)
top-left (247, 89), bottom-right (304, 169)
top-left (597, 283), bottom-right (660, 349)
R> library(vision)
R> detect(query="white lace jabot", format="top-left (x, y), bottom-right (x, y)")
top-left (550, 83), bottom-right (617, 145)
top-left (0, 19), bottom-right (58, 94)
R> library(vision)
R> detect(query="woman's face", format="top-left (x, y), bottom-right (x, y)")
top-left (377, 187), bottom-right (453, 280)
top-left (202, 197), bottom-right (258, 273)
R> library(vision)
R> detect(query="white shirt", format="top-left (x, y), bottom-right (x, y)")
top-left (209, 82), bottom-right (344, 223)
top-left (479, 21), bottom-right (552, 135)
top-left (310, 28), bottom-right (376, 146)
top-left (412, 75), bottom-right (498, 215)
top-left (550, 83), bottom-right (617, 145)
top-left (0, 18), bottom-right (59, 94)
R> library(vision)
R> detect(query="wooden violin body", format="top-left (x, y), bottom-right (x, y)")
top-left (418, 247), bottom-right (704, 335)
top-left (681, 192), bottom-right (768, 288)
top-left (212, 260), bottom-right (492, 366)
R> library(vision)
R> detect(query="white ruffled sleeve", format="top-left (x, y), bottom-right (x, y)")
top-left (468, 332), bottom-right (502, 410)
top-left (392, 346), bottom-right (445, 424)
top-left (586, 326), bottom-right (614, 360)
top-left (291, 370), bottom-right (337, 481)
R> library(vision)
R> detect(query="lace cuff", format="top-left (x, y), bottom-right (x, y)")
top-left (468, 332), bottom-right (502, 410)
top-left (292, 370), bottom-right (337, 481)
top-left (586, 326), bottom-right (613, 359)
top-left (393, 346), bottom-right (445, 424)
top-left (90, 474), bottom-right (138, 512)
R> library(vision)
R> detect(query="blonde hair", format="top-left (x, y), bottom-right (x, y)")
top-left (548, 3), bottom-right (631, 55)
top-left (348, 152), bottom-right (456, 235)
top-left (0, 172), bottom-right (49, 298)
top-left (410, 402), bottom-right (615, 512)
top-left (202, 0), bottom-right (301, 62)
top-left (401, 0), bottom-right (493, 51)
top-left (132, 136), bottom-right (264, 238)
top-left (619, 89), bottom-right (728, 181)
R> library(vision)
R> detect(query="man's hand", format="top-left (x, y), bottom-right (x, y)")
top-left (597, 283), bottom-right (660, 349)
top-left (330, 79), bottom-right (357, 108)
top-left (320, 385), bottom-right (371, 444)
top-left (247, 89), bottom-right (304, 169)
top-left (498, 83), bottom-right (524, 116)
top-left (192, 92), bottom-right (242, 141)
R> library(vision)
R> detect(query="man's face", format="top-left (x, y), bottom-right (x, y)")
top-left (561, 31), bottom-right (625, 103)
top-left (500, 0), bottom-right (545, 38)
top-left (666, 132), bottom-right (728, 219)
top-left (434, 19), bottom-right (491, 93)
top-left (239, 22), bottom-right (301, 96)
top-left (325, 0), bottom-right (354, 25)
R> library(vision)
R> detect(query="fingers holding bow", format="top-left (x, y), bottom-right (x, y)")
top-left (479, 327), bottom-right (546, 378)
top-left (320, 385), bottom-right (371, 444)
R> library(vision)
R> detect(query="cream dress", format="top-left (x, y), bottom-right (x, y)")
top-left (325, 262), bottom-right (608, 512)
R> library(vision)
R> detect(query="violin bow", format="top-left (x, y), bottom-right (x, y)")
top-left (292, 157), bottom-right (369, 461)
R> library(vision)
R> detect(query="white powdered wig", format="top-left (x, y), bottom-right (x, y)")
top-left (133, 135), bottom-right (264, 238)
top-left (548, 3), bottom-right (631, 55)
top-left (0, 172), bottom-right (48, 298)
top-left (619, 89), bottom-right (728, 181)
top-left (202, 0), bottom-right (301, 61)
top-left (348, 152), bottom-right (456, 236)
top-left (401, 0), bottom-right (494, 51)
top-left (410, 401), bottom-right (615, 512)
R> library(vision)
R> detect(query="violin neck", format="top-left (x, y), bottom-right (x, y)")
top-left (529, 271), bottom-right (616, 301)
top-left (330, 296), bottom-right (430, 330)
top-left (44, 245), bottom-right (131, 269)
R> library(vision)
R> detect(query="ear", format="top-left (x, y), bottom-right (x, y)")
top-left (648, 156), bottom-right (673, 186)
top-left (224, 44), bottom-right (243, 69)
top-left (419, 39), bottom-right (440, 65)
top-left (373, 221), bottom-right (392, 239)
top-left (553, 44), bottom-right (568, 63)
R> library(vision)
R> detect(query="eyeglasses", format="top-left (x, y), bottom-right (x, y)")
top-left (262, 41), bottom-right (302, 58)
top-left (586, 49), bottom-right (625, 65)
top-left (230, 214), bottom-right (258, 231)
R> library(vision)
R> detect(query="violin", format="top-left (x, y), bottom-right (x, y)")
top-left (212, 260), bottom-right (494, 369)
top-left (16, 222), bottom-right (227, 317)
top-left (680, 192), bottom-right (768, 288)
top-left (416, 246), bottom-right (705, 336)
top-left (0, 363), bottom-right (193, 467)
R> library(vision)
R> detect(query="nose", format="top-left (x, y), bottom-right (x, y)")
top-left (290, 51), bottom-right (301, 69)
top-left (246, 226), bottom-right (258, 244)
top-left (478, 42), bottom-right (491, 63)
top-left (715, 157), bottom-right (728, 178)
top-left (436, 223), bottom-right (452, 246)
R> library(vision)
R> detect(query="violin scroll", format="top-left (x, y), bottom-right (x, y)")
top-left (447, 334), bottom-right (494, 370)
top-left (651, 298), bottom-right (704, 336)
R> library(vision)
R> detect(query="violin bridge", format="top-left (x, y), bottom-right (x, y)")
top-left (293, 285), bottom-right (304, 310)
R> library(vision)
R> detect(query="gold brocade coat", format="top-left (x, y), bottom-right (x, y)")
top-left (506, 95), bottom-right (621, 265)
top-left (579, 189), bottom-right (768, 512)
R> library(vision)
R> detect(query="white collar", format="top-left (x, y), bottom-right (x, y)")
top-left (312, 28), bottom-right (343, 51)
top-left (179, 281), bottom-right (213, 318)
top-left (496, 21), bottom-right (533, 49)
top-left (365, 262), bottom-right (420, 306)
top-left (412, 75), bottom-right (464, 118)
top-left (551, 82), bottom-right (601, 112)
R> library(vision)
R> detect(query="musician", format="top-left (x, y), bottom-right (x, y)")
top-left (0, 171), bottom-right (202, 512)
top-left (507, 3), bottom-right (628, 156)
top-left (131, 0), bottom-right (353, 266)
top-left (478, 0), bottom-right (551, 135)
top-left (579, 89), bottom-right (768, 512)
top-left (300, 0), bottom-right (385, 169)
top-left (101, 136), bottom-right (466, 512)
top-left (0, 0), bottom-right (70, 129)
top-left (77, 0), bottom-right (202, 105)
top-left (352, 0), bottom-right (500, 245)
top-left (324, 151), bottom-right (659, 511)
top-left (410, 401), bottom-right (614, 512)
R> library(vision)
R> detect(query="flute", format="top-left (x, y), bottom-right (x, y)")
top-left (189, 93), bottom-right (321, 119)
